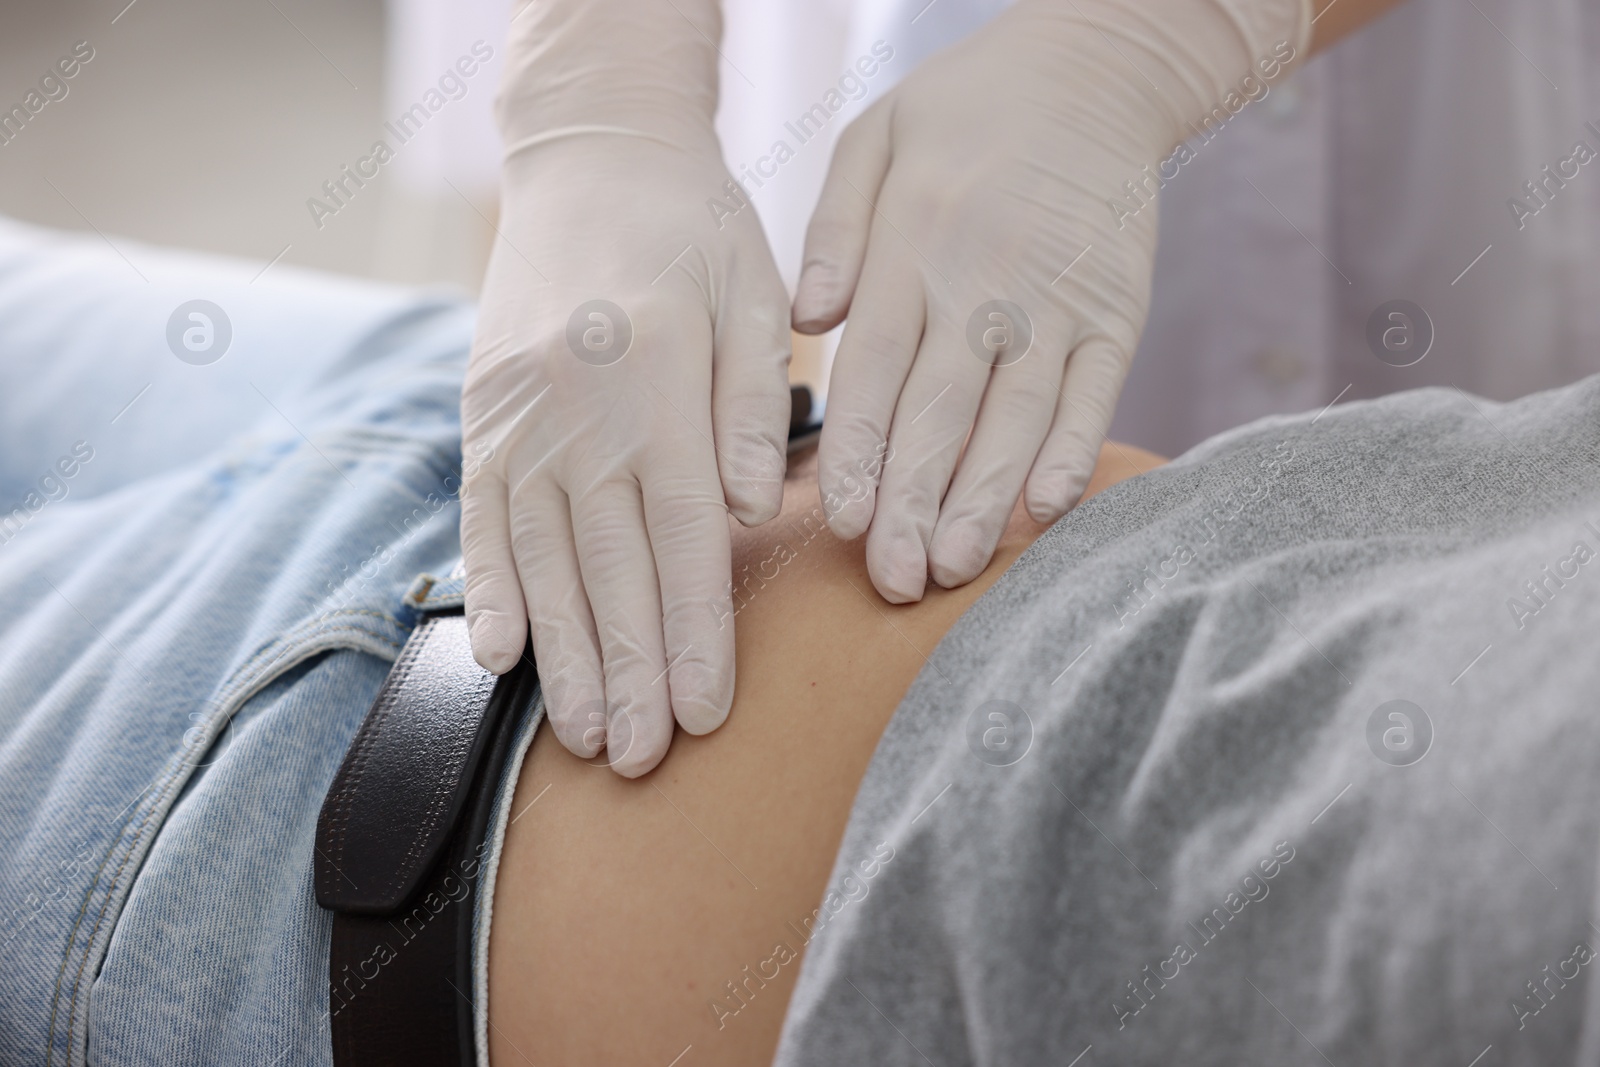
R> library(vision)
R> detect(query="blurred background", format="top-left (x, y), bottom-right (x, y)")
top-left (0, 0), bottom-right (876, 393)
top-left (0, 0), bottom-right (509, 294)
top-left (2, 0), bottom-right (1594, 454)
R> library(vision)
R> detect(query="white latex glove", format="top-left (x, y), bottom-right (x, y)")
top-left (461, 0), bottom-right (791, 776)
top-left (795, 0), bottom-right (1311, 602)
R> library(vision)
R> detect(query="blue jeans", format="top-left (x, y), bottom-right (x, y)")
top-left (0, 218), bottom-right (528, 1066)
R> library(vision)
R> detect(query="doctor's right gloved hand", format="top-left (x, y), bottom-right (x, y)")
top-left (795, 0), bottom-right (1311, 603)
top-left (460, 0), bottom-right (792, 776)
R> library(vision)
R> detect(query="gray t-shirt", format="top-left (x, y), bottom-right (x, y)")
top-left (775, 376), bottom-right (1600, 1066)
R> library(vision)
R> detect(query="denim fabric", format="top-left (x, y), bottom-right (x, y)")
top-left (0, 217), bottom-right (483, 1067)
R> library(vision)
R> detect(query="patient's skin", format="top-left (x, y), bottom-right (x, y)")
top-left (487, 441), bottom-right (1164, 1066)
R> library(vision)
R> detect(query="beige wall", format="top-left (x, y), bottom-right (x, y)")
top-left (0, 0), bottom-right (831, 385)
top-left (0, 0), bottom-right (495, 292)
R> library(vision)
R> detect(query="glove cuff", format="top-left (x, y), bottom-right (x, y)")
top-left (1164, 0), bottom-right (1314, 145)
top-left (1014, 0), bottom-right (1313, 157)
top-left (1153, 0), bottom-right (1315, 144)
top-left (1211, 0), bottom-right (1315, 73)
top-left (494, 0), bottom-right (724, 158)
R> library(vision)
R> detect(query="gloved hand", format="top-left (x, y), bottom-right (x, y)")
top-left (461, 0), bottom-right (792, 776)
top-left (794, 0), bottom-right (1311, 601)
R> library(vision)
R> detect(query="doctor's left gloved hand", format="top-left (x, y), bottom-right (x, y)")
top-left (795, 0), bottom-right (1311, 602)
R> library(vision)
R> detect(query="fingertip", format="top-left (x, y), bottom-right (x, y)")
top-left (674, 694), bottom-right (730, 736)
top-left (816, 425), bottom-right (890, 542)
top-left (870, 540), bottom-right (928, 604)
top-left (468, 612), bottom-right (523, 675)
top-left (608, 753), bottom-right (662, 779)
top-left (1025, 467), bottom-right (1091, 524)
top-left (546, 692), bottom-right (606, 760)
top-left (817, 461), bottom-right (876, 539)
top-left (1026, 498), bottom-right (1066, 525)
top-left (792, 265), bottom-right (847, 334)
top-left (824, 496), bottom-right (872, 541)
top-left (727, 485), bottom-right (783, 528)
top-left (729, 492), bottom-right (782, 529)
top-left (604, 704), bottom-right (670, 778)
top-left (671, 660), bottom-right (733, 736)
top-left (723, 438), bottom-right (787, 527)
top-left (928, 522), bottom-right (993, 590)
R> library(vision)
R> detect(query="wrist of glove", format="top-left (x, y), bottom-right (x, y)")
top-left (1013, 0), bottom-right (1312, 150)
top-left (494, 0), bottom-right (723, 153)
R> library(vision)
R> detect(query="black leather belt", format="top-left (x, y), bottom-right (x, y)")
top-left (315, 594), bottom-right (539, 1067)
top-left (315, 386), bottom-right (820, 1065)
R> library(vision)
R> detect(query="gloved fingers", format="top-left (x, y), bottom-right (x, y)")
top-left (792, 99), bottom-right (894, 334)
top-left (567, 475), bottom-right (676, 778)
top-left (864, 307), bottom-right (991, 603)
top-left (814, 233), bottom-right (925, 542)
top-left (1024, 335), bottom-right (1133, 522)
top-left (461, 467), bottom-right (528, 675)
top-left (712, 255), bottom-right (792, 528)
top-left (505, 469), bottom-right (607, 759)
top-left (640, 440), bottom-right (737, 737)
top-left (927, 311), bottom-right (1072, 588)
